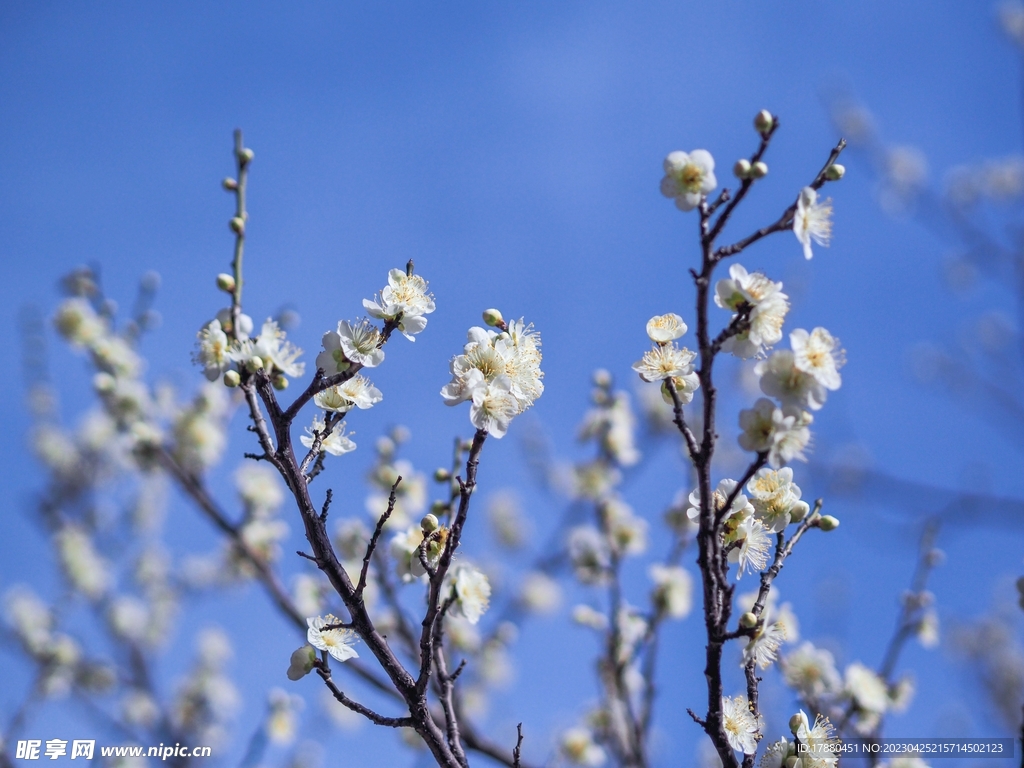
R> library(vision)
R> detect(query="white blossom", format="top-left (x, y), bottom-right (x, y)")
top-left (727, 516), bottom-right (771, 577)
top-left (632, 343), bottom-right (697, 383)
top-left (441, 320), bottom-right (543, 435)
top-left (519, 572), bottom-right (562, 614)
top-left (746, 467), bottom-right (808, 532)
top-left (215, 307), bottom-right (254, 340)
top-left (572, 604), bottom-right (609, 630)
top-left (568, 526), bottom-right (610, 584)
top-left (646, 313), bottom-right (687, 343)
top-left (738, 398), bottom-right (812, 468)
top-left (743, 621), bottom-right (787, 669)
top-left (306, 614), bottom-right (360, 662)
top-left (792, 710), bottom-right (839, 768)
top-left (54, 298), bottom-right (106, 347)
top-left (844, 662), bottom-right (889, 714)
top-left (56, 525), bottom-right (111, 600)
top-left (782, 642), bottom-right (842, 699)
top-left (756, 350), bottom-right (829, 411)
top-left (714, 264), bottom-right (790, 359)
top-left (790, 327), bottom-right (843, 391)
top-left (793, 186), bottom-right (833, 260)
top-left (317, 319), bottom-right (384, 373)
top-left (649, 564), bottom-right (693, 619)
top-left (300, 416), bottom-right (356, 456)
top-left (314, 375), bottom-right (383, 413)
top-left (560, 727), bottom-right (606, 766)
top-left (447, 564), bottom-right (491, 625)
top-left (363, 268), bottom-right (436, 340)
top-left (660, 150), bottom-right (717, 212)
top-left (193, 319), bottom-right (234, 381)
top-left (721, 695), bottom-right (760, 754)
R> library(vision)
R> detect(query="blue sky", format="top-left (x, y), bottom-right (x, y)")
top-left (2, 1), bottom-right (1023, 765)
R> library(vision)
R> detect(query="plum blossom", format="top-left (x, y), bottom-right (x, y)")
top-left (300, 417), bottom-right (356, 456)
top-left (314, 376), bottom-right (382, 413)
top-left (746, 467), bottom-right (809, 531)
top-left (632, 343), bottom-right (697, 383)
top-left (782, 642), bottom-right (842, 699)
top-left (193, 319), bottom-right (233, 381)
top-left (363, 268), bottom-right (436, 340)
top-left (660, 150), bottom-right (717, 212)
top-left (231, 319), bottom-right (304, 378)
top-left (447, 564), bottom-right (491, 625)
top-left (738, 398), bottom-right (812, 468)
top-left (645, 313), bottom-right (687, 343)
top-left (714, 264), bottom-right (790, 359)
top-left (793, 186), bottom-right (833, 259)
top-left (649, 564), bottom-right (692, 619)
top-left (306, 614), bottom-right (360, 662)
top-left (441, 318), bottom-right (543, 437)
top-left (721, 695), bottom-right (760, 754)
top-left (790, 327), bottom-right (843, 391)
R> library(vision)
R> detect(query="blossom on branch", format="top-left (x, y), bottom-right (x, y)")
top-left (446, 564), bottom-right (492, 625)
top-left (721, 694), bottom-right (761, 754)
top-left (660, 149), bottom-right (717, 212)
top-left (440, 316), bottom-right (544, 437)
top-left (793, 187), bottom-right (833, 260)
top-left (306, 614), bottom-right (360, 662)
top-left (714, 264), bottom-right (790, 359)
top-left (314, 375), bottom-right (383, 413)
top-left (300, 417), bottom-right (356, 456)
top-left (645, 313), bottom-right (687, 343)
top-left (363, 268), bottom-right (436, 340)
top-left (632, 342), bottom-right (697, 384)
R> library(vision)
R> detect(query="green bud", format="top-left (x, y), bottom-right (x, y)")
top-left (733, 159), bottom-right (751, 179)
top-left (230, 217), bottom-right (245, 235)
top-left (789, 500), bottom-right (810, 523)
top-left (818, 514), bottom-right (840, 532)
top-left (246, 356), bottom-right (264, 373)
top-left (421, 513), bottom-right (439, 533)
top-left (223, 370), bottom-right (241, 387)
top-left (754, 109), bottom-right (774, 134)
top-left (240, 148), bottom-right (255, 164)
top-left (482, 308), bottom-right (504, 327)
top-left (430, 500), bottom-right (447, 515)
top-left (222, 177), bottom-right (238, 191)
top-left (433, 468), bottom-right (451, 482)
top-left (216, 273), bottom-right (236, 293)
top-left (287, 645), bottom-right (317, 681)
top-left (751, 161), bottom-right (769, 179)
top-left (825, 163), bottom-right (846, 181)
top-left (273, 375), bottom-right (289, 390)
top-left (739, 612), bottom-right (758, 629)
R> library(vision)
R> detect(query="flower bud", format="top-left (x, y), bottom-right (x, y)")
top-left (818, 514), bottom-right (840, 532)
top-left (482, 308), bottom-right (504, 327)
top-left (246, 356), bottom-right (264, 373)
top-left (421, 513), bottom-right (439, 533)
top-left (754, 109), bottom-right (774, 134)
top-left (273, 374), bottom-right (289, 390)
top-left (751, 161), bottom-right (769, 179)
top-left (222, 177), bottom-right (238, 191)
top-left (223, 370), bottom-right (241, 388)
top-left (434, 468), bottom-right (451, 482)
top-left (789, 500), bottom-right (810, 523)
top-left (430, 500), bottom-right (448, 515)
top-left (230, 217), bottom-right (245, 235)
top-left (287, 645), bottom-right (317, 681)
top-left (239, 148), bottom-right (255, 164)
top-left (789, 711), bottom-right (809, 735)
top-left (739, 611), bottom-right (758, 629)
top-left (733, 159), bottom-right (751, 179)
top-left (592, 368), bottom-right (612, 388)
top-left (825, 163), bottom-right (846, 181)
top-left (216, 273), bottom-right (236, 293)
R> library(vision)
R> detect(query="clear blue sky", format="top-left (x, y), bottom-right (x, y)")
top-left (1, 1), bottom-right (1022, 765)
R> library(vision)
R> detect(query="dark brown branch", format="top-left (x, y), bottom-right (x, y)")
top-left (357, 477), bottom-right (402, 597)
